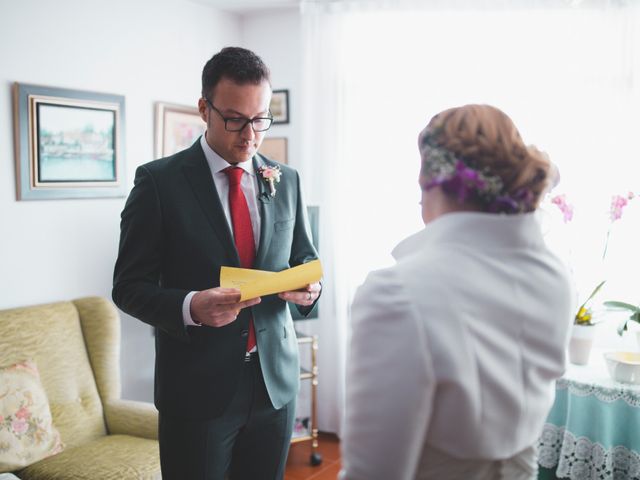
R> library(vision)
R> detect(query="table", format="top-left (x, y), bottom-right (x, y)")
top-left (538, 349), bottom-right (640, 479)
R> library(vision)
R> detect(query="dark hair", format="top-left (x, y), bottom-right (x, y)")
top-left (201, 47), bottom-right (271, 99)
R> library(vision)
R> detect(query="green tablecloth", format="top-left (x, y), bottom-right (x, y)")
top-left (538, 350), bottom-right (640, 479)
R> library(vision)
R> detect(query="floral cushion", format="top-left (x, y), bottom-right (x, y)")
top-left (0, 360), bottom-right (64, 472)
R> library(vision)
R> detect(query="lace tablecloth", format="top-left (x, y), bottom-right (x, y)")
top-left (538, 349), bottom-right (640, 480)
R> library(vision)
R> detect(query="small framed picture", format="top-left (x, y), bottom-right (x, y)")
top-left (259, 137), bottom-right (288, 164)
top-left (270, 89), bottom-right (290, 125)
top-left (155, 102), bottom-right (206, 158)
top-left (13, 83), bottom-right (126, 200)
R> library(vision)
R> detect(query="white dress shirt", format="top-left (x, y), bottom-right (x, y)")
top-left (182, 135), bottom-right (262, 326)
top-left (340, 212), bottom-right (574, 480)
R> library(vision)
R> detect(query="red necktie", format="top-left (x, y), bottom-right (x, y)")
top-left (224, 167), bottom-right (257, 352)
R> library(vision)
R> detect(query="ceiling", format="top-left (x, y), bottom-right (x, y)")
top-left (190, 0), bottom-right (301, 14)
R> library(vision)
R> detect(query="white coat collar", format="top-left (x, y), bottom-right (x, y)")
top-left (392, 211), bottom-right (545, 261)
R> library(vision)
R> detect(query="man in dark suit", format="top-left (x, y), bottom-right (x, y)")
top-left (112, 46), bottom-right (320, 480)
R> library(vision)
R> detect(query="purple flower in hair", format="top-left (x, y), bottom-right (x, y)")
top-left (420, 137), bottom-right (537, 214)
top-left (493, 188), bottom-right (536, 214)
top-left (488, 196), bottom-right (519, 214)
top-left (440, 161), bottom-right (488, 203)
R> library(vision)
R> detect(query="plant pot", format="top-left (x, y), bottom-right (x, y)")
top-left (569, 324), bottom-right (596, 365)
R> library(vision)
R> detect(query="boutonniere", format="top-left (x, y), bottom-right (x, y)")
top-left (258, 165), bottom-right (282, 197)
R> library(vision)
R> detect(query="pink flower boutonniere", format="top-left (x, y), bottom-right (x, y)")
top-left (259, 165), bottom-right (282, 197)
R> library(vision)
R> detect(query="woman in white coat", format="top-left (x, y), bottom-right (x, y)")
top-left (340, 105), bottom-right (573, 480)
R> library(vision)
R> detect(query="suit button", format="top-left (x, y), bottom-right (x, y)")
top-left (240, 330), bottom-right (249, 338)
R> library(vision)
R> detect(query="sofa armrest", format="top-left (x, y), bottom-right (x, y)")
top-left (104, 399), bottom-right (158, 440)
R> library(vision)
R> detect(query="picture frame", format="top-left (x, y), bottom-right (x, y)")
top-left (13, 83), bottom-right (126, 200)
top-left (258, 137), bottom-right (288, 164)
top-left (154, 102), bottom-right (205, 159)
top-left (270, 89), bottom-right (290, 125)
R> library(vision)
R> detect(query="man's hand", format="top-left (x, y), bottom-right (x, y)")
top-left (191, 288), bottom-right (261, 327)
top-left (278, 282), bottom-right (321, 307)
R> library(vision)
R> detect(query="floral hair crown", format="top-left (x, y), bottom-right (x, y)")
top-left (419, 129), bottom-right (535, 214)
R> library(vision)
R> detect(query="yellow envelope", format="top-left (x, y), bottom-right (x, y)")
top-left (220, 260), bottom-right (323, 301)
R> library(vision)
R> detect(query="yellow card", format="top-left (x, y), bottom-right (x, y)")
top-left (220, 260), bottom-right (323, 301)
top-left (219, 266), bottom-right (274, 289)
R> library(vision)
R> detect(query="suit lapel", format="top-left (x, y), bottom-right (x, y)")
top-left (254, 154), bottom-right (274, 268)
top-left (181, 141), bottom-right (240, 267)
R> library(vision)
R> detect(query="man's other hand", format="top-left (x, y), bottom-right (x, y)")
top-left (278, 282), bottom-right (321, 307)
top-left (191, 288), bottom-right (261, 327)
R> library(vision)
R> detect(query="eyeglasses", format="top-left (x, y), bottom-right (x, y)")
top-left (204, 97), bottom-right (273, 132)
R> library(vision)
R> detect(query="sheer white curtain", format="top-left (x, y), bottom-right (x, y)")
top-left (300, 0), bottom-right (640, 434)
top-left (296, 5), bottom-right (349, 435)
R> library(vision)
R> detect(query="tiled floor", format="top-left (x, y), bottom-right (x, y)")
top-left (285, 432), bottom-right (341, 480)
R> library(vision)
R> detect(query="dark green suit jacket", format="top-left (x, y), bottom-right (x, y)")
top-left (112, 139), bottom-right (319, 419)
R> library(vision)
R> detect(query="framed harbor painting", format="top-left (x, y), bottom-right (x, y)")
top-left (13, 83), bottom-right (126, 200)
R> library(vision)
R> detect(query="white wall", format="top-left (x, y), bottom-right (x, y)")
top-left (241, 9), bottom-right (304, 189)
top-left (0, 0), bottom-right (241, 401)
